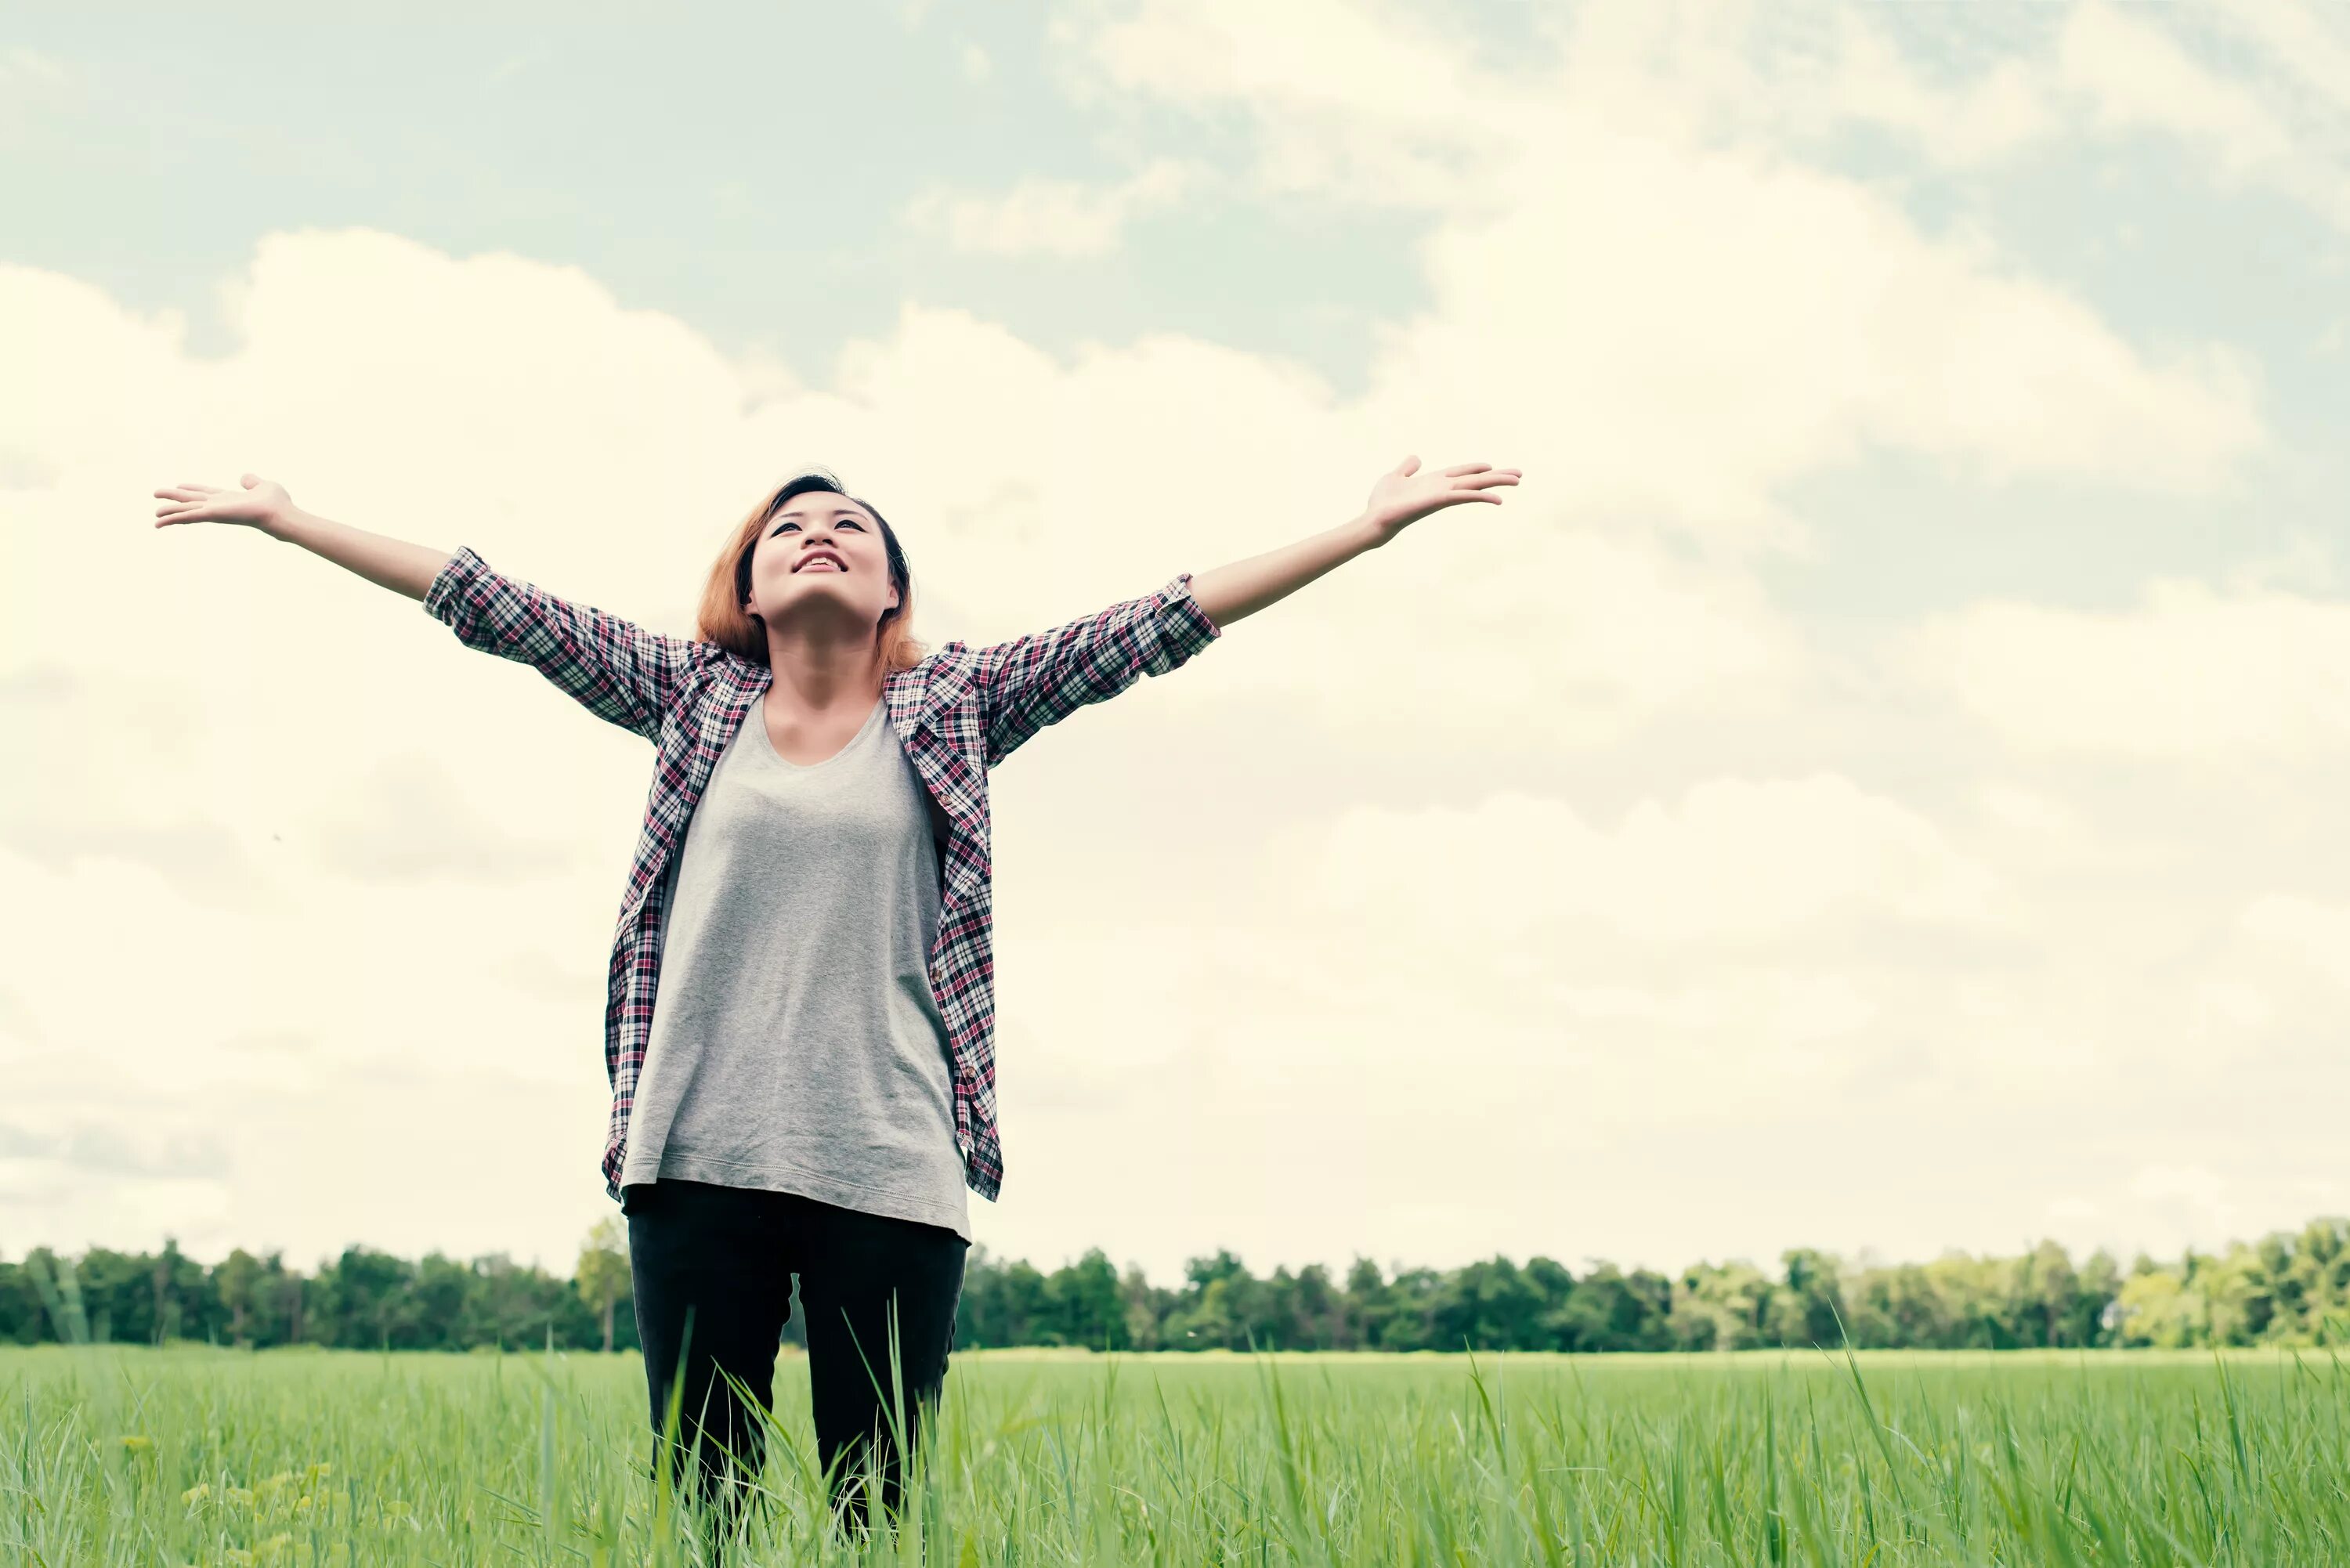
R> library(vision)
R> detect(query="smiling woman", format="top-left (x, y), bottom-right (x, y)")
top-left (695, 470), bottom-right (928, 676)
top-left (145, 447), bottom-right (1519, 1547)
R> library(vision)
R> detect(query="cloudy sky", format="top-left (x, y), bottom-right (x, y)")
top-left (5, 0), bottom-right (2348, 1288)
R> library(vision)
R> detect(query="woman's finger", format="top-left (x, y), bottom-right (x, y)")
top-left (1441, 463), bottom-right (1491, 477)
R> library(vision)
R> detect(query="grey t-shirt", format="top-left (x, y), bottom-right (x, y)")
top-left (616, 692), bottom-right (971, 1239)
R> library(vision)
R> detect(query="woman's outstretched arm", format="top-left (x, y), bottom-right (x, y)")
top-left (1186, 455), bottom-right (1521, 629)
top-left (153, 472), bottom-right (700, 739)
top-left (971, 455), bottom-right (1520, 764)
top-left (154, 473), bottom-right (453, 598)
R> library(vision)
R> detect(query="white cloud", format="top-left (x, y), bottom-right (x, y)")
top-left (1977, 783), bottom-right (2073, 836)
top-left (1065, 0), bottom-right (2348, 238)
top-left (2243, 894), bottom-right (2350, 986)
top-left (1364, 125), bottom-right (2261, 544)
top-left (1285, 775), bottom-right (1997, 947)
top-left (1068, 0), bottom-right (1513, 209)
top-left (1808, 0), bottom-right (2350, 233)
top-left (2059, 2), bottom-right (2298, 182)
top-left (0, 47), bottom-right (66, 85)
top-left (1059, 0), bottom-right (2266, 552)
top-left (2193, 979), bottom-right (2275, 1035)
top-left (1915, 583), bottom-right (2350, 756)
top-left (900, 158), bottom-right (1206, 257)
top-left (1175, 521), bottom-right (1795, 745)
top-left (2030, 1159), bottom-right (2350, 1265)
top-left (2131, 1162), bottom-right (2232, 1219)
top-left (1819, 17), bottom-right (2059, 168)
top-left (2214, 0), bottom-right (2350, 110)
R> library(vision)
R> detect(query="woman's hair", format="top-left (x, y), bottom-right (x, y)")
top-left (695, 469), bottom-right (927, 670)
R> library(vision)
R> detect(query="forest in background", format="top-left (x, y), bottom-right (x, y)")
top-left (4, 1215), bottom-right (2346, 1355)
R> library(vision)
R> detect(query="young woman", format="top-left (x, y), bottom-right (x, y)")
top-left (149, 454), bottom-right (1520, 1535)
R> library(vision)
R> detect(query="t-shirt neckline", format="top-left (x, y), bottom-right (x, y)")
top-left (752, 693), bottom-right (887, 773)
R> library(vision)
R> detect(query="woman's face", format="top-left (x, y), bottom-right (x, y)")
top-left (743, 490), bottom-right (899, 636)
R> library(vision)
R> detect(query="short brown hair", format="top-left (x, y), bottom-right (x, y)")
top-left (695, 470), bottom-right (927, 670)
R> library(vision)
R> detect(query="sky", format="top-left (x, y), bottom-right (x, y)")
top-left (4, 0), bottom-right (2349, 1288)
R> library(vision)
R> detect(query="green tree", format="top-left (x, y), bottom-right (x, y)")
top-left (1118, 1263), bottom-right (1169, 1350)
top-left (574, 1216), bottom-right (631, 1353)
top-left (1553, 1264), bottom-right (1671, 1351)
top-left (1672, 1261), bottom-right (1775, 1351)
top-left (2009, 1240), bottom-right (2084, 1348)
top-left (214, 1249), bottom-right (266, 1346)
top-left (1289, 1263), bottom-right (1344, 1349)
top-left (1846, 1263), bottom-right (1947, 1349)
top-left (956, 1248), bottom-right (1051, 1348)
top-left (1431, 1258), bottom-right (1549, 1351)
top-left (2073, 1249), bottom-right (2121, 1347)
top-left (1376, 1266), bottom-right (1442, 1352)
top-left (1046, 1249), bottom-right (1125, 1349)
top-left (1770, 1248), bottom-right (1847, 1349)
top-left (314, 1246), bottom-right (418, 1349)
top-left (1342, 1258), bottom-right (1392, 1350)
top-left (2114, 1267), bottom-right (2201, 1347)
top-left (1163, 1251), bottom-right (1258, 1350)
top-left (1525, 1257), bottom-right (1574, 1351)
top-left (0, 1257), bottom-right (43, 1345)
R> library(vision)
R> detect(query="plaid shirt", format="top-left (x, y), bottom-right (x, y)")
top-left (423, 545), bottom-right (1221, 1203)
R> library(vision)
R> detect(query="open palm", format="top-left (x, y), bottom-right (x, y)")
top-left (152, 472), bottom-right (295, 536)
top-left (1361, 455), bottom-right (1521, 544)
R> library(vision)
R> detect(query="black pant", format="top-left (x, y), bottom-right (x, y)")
top-left (624, 1178), bottom-right (968, 1534)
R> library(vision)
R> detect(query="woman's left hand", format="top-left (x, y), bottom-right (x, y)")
top-left (1358, 455), bottom-right (1522, 545)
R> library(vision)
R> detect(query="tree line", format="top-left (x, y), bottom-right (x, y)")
top-left (4, 1214), bottom-right (2346, 1354)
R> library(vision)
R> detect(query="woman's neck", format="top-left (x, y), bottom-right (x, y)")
top-left (761, 630), bottom-right (887, 715)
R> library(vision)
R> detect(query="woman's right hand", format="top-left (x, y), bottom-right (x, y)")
top-left (152, 473), bottom-right (297, 538)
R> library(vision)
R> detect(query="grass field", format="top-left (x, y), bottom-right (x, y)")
top-left (5, 1342), bottom-right (2346, 1565)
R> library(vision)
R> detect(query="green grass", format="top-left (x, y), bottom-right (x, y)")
top-left (6, 1342), bottom-right (2350, 1565)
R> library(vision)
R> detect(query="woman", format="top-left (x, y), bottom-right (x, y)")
top-left (148, 454), bottom-right (1520, 1535)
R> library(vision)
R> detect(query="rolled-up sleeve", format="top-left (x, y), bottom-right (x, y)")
top-left (973, 572), bottom-right (1223, 766)
top-left (424, 545), bottom-right (700, 741)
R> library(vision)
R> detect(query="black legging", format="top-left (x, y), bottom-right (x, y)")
top-left (624, 1178), bottom-right (968, 1535)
